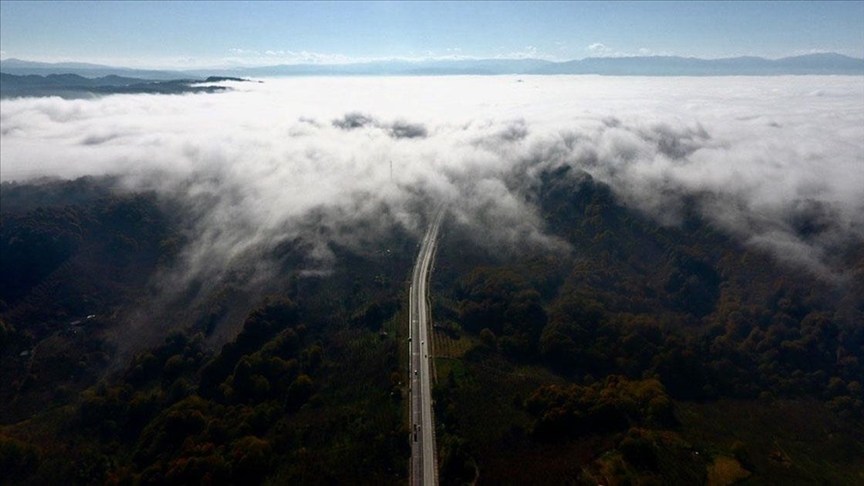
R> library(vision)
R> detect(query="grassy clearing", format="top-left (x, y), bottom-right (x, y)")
top-left (707, 455), bottom-right (751, 485)
top-left (432, 327), bottom-right (474, 359)
top-left (677, 398), bottom-right (864, 485)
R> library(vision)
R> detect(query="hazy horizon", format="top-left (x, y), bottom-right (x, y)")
top-left (2, 51), bottom-right (863, 71)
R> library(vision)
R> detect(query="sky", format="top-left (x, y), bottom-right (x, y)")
top-left (1, 1), bottom-right (863, 69)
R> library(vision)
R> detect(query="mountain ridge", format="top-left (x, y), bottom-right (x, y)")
top-left (2, 52), bottom-right (862, 78)
top-left (0, 72), bottom-right (233, 99)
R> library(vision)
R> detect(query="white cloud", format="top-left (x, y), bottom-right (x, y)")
top-left (494, 45), bottom-right (557, 61)
top-left (586, 43), bottom-right (624, 57)
top-left (223, 48), bottom-right (351, 65)
top-left (1, 76), bottom-right (862, 285)
top-left (584, 43), bottom-right (670, 58)
top-left (228, 48), bottom-right (259, 55)
top-left (221, 48), bottom-right (488, 65)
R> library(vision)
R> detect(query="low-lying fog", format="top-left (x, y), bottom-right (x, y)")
top-left (2, 75), bottom-right (862, 282)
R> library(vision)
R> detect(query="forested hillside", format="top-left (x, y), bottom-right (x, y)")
top-left (0, 177), bottom-right (416, 484)
top-left (1, 169), bottom-right (862, 484)
top-left (430, 166), bottom-right (864, 484)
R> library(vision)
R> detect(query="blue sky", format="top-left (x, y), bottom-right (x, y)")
top-left (1, 1), bottom-right (862, 68)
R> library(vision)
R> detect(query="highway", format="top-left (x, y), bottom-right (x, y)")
top-left (409, 208), bottom-right (444, 486)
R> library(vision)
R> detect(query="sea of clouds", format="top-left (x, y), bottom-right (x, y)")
top-left (1, 75), bottom-right (862, 283)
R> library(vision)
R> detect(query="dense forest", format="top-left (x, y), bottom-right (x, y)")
top-left (429, 167), bottom-right (864, 484)
top-left (1, 167), bottom-right (862, 485)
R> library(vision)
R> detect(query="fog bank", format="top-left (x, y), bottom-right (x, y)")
top-left (2, 75), bottom-right (862, 281)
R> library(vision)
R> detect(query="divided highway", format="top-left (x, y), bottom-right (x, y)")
top-left (409, 208), bottom-right (444, 486)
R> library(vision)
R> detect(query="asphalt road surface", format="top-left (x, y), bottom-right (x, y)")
top-left (409, 208), bottom-right (444, 486)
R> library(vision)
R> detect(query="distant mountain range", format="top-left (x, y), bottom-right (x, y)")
top-left (1, 53), bottom-right (862, 80)
top-left (210, 53), bottom-right (863, 77)
top-left (0, 72), bottom-right (243, 99)
top-left (533, 53), bottom-right (864, 76)
top-left (0, 58), bottom-right (192, 80)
